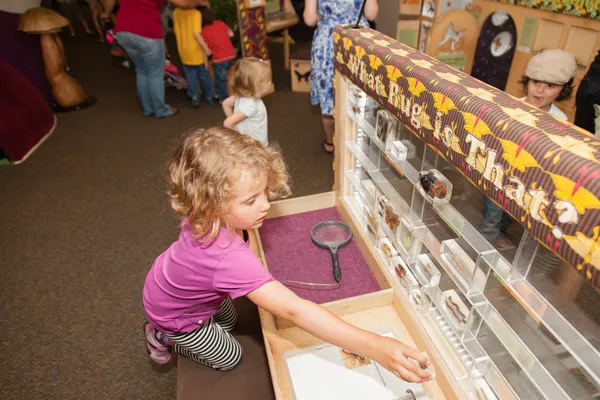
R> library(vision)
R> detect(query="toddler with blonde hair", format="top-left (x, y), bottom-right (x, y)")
top-left (222, 57), bottom-right (273, 146)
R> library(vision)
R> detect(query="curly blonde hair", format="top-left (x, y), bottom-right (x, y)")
top-left (231, 57), bottom-right (271, 98)
top-left (168, 127), bottom-right (291, 241)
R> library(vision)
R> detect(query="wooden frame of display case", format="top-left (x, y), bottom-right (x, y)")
top-left (251, 26), bottom-right (600, 400)
top-left (249, 192), bottom-right (460, 400)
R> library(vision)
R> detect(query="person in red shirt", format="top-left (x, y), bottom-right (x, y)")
top-left (104, 0), bottom-right (195, 118)
top-left (199, 7), bottom-right (236, 103)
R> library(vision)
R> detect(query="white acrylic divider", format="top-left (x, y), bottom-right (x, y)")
top-left (345, 113), bottom-right (587, 399)
top-left (413, 228), bottom-right (573, 400)
top-left (345, 142), bottom-right (514, 398)
top-left (343, 191), bottom-right (517, 400)
top-left (347, 109), bottom-right (600, 385)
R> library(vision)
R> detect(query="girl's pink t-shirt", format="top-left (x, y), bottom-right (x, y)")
top-left (143, 223), bottom-right (274, 334)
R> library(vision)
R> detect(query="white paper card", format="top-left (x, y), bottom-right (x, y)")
top-left (284, 331), bottom-right (429, 400)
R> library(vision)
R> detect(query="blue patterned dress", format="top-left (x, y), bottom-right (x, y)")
top-left (311, 0), bottom-right (368, 115)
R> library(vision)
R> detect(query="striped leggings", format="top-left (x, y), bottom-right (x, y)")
top-left (168, 297), bottom-right (243, 370)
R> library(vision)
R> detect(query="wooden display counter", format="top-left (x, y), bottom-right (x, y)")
top-left (249, 192), bottom-right (462, 400)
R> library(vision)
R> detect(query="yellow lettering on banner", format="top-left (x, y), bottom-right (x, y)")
top-left (505, 177), bottom-right (526, 207)
top-left (359, 60), bottom-right (368, 83)
top-left (482, 150), bottom-right (504, 190)
top-left (349, 54), bottom-right (359, 76)
top-left (442, 127), bottom-right (454, 148)
top-left (388, 81), bottom-right (400, 108)
top-left (375, 75), bottom-right (386, 97)
top-left (400, 95), bottom-right (411, 118)
top-left (367, 73), bottom-right (375, 91)
top-left (465, 134), bottom-right (486, 171)
top-left (411, 104), bottom-right (423, 130)
top-left (555, 200), bottom-right (579, 224)
top-left (528, 189), bottom-right (549, 222)
top-left (433, 112), bottom-right (442, 140)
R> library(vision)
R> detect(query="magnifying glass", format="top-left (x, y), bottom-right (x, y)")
top-left (311, 221), bottom-right (353, 283)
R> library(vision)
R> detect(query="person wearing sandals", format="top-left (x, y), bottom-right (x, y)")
top-left (303, 0), bottom-right (379, 153)
top-left (103, 0), bottom-right (195, 118)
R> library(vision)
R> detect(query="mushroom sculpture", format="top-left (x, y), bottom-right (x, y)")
top-left (18, 7), bottom-right (93, 111)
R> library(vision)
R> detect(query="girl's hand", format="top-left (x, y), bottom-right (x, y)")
top-left (372, 336), bottom-right (432, 383)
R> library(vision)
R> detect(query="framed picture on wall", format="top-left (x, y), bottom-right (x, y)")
top-left (245, 0), bottom-right (266, 9)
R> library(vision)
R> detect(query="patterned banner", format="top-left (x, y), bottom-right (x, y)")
top-left (334, 26), bottom-right (600, 288)
top-left (237, 1), bottom-right (269, 60)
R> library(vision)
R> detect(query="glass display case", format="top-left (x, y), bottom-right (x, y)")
top-left (334, 27), bottom-right (600, 400)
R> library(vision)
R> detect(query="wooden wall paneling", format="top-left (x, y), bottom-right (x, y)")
top-left (532, 19), bottom-right (564, 52)
top-left (565, 26), bottom-right (600, 67)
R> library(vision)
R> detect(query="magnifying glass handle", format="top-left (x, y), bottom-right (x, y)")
top-left (330, 247), bottom-right (342, 283)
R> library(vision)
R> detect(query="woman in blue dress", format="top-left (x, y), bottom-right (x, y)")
top-left (304, 0), bottom-right (379, 153)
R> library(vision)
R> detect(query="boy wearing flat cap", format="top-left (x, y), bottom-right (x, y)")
top-left (520, 49), bottom-right (577, 120)
top-left (479, 49), bottom-right (576, 248)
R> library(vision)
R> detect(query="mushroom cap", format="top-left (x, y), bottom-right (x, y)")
top-left (18, 7), bottom-right (69, 34)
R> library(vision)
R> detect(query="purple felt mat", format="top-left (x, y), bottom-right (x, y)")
top-left (258, 207), bottom-right (381, 304)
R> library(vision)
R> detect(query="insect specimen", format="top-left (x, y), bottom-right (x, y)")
top-left (492, 36), bottom-right (503, 53)
top-left (340, 348), bottom-right (371, 369)
top-left (445, 295), bottom-right (467, 324)
top-left (385, 204), bottom-right (400, 231)
top-left (395, 262), bottom-right (406, 279)
top-left (395, 262), bottom-right (414, 288)
top-left (412, 293), bottom-right (422, 306)
top-left (381, 243), bottom-right (394, 259)
top-left (377, 196), bottom-right (388, 218)
top-left (422, 262), bottom-right (435, 279)
top-left (419, 171), bottom-right (447, 199)
top-left (447, 251), bottom-right (470, 277)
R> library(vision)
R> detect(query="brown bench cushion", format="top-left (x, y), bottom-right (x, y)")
top-left (177, 297), bottom-right (275, 400)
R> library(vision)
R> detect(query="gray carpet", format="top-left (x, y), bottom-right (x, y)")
top-left (0, 34), bottom-right (331, 400)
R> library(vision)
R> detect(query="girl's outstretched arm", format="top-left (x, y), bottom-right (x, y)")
top-left (247, 280), bottom-right (432, 383)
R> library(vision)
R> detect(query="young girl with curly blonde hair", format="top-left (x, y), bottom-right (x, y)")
top-left (142, 127), bottom-right (432, 382)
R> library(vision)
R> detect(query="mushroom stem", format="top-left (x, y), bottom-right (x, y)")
top-left (40, 32), bottom-right (85, 107)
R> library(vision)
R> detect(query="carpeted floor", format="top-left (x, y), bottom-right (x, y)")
top-left (0, 34), bottom-right (331, 400)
